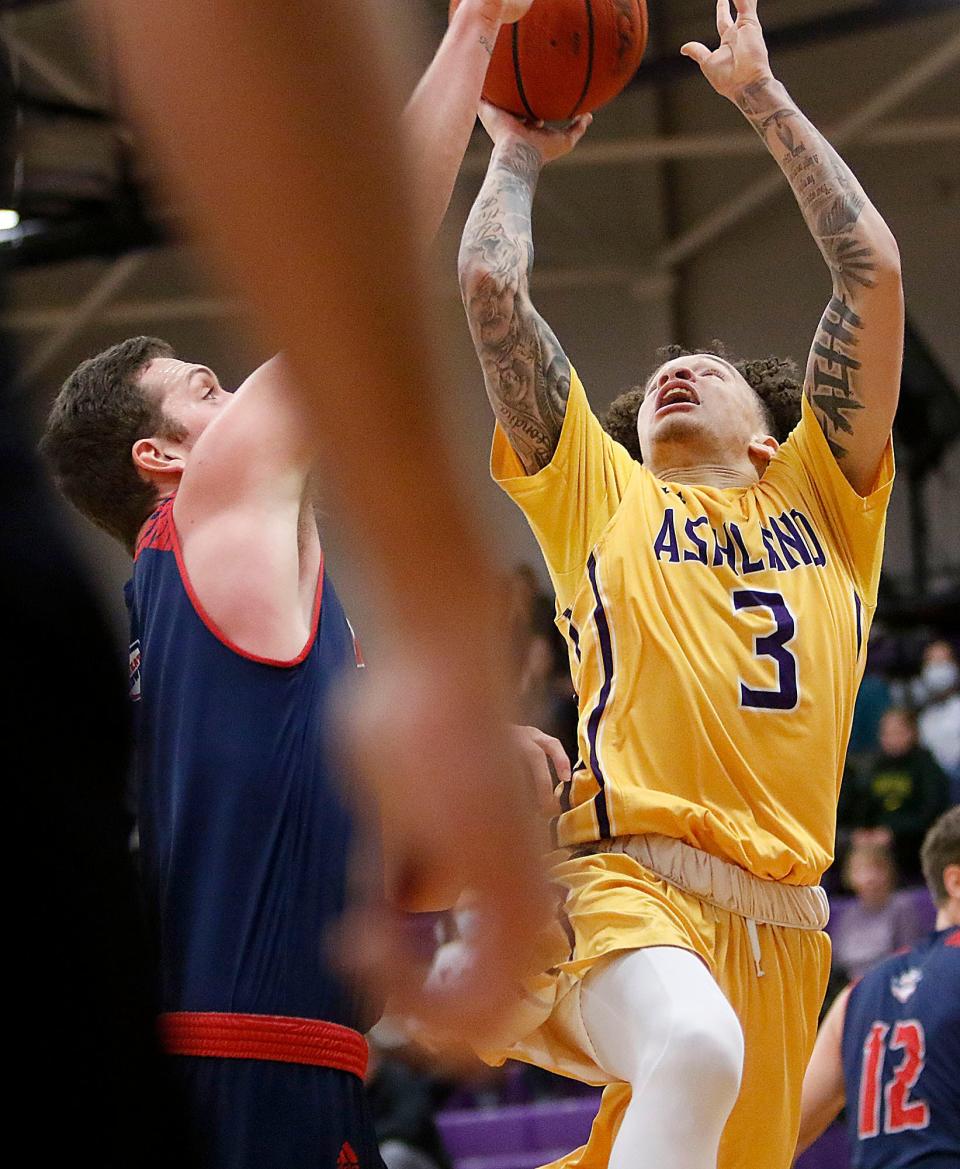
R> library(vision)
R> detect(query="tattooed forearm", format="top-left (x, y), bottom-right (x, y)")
top-left (806, 296), bottom-right (866, 460)
top-left (736, 78), bottom-right (878, 297)
top-left (736, 77), bottom-right (902, 467)
top-left (459, 140), bottom-right (572, 474)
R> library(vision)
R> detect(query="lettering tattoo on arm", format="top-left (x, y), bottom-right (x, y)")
top-left (808, 296), bottom-right (865, 460)
top-left (459, 141), bottom-right (571, 474)
top-left (737, 79), bottom-right (879, 463)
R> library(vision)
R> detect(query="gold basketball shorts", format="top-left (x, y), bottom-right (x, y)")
top-left (481, 835), bottom-right (831, 1169)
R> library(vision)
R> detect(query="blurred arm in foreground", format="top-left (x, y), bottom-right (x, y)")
top-left (88, 0), bottom-right (549, 1040)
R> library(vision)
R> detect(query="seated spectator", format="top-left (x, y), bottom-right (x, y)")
top-left (838, 707), bottom-right (951, 882)
top-left (847, 629), bottom-right (893, 762)
top-left (914, 640), bottom-right (960, 800)
top-left (848, 669), bottom-right (891, 759)
top-left (831, 840), bottom-right (924, 982)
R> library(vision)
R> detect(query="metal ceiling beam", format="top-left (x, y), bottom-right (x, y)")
top-left (1, 266), bottom-right (675, 335)
top-left (18, 91), bottom-right (109, 121)
top-left (655, 24), bottom-right (960, 270)
top-left (0, 23), bottom-right (100, 110)
top-left (15, 249), bottom-right (148, 387)
top-left (5, 293), bottom-right (237, 333)
top-left (462, 116), bottom-right (960, 174)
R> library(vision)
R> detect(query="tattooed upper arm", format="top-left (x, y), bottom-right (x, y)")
top-left (459, 140), bottom-right (572, 475)
top-left (464, 279), bottom-right (571, 475)
top-left (804, 295), bottom-right (866, 463)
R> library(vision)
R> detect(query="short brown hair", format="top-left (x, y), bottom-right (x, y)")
top-left (603, 342), bottom-right (803, 461)
top-left (920, 806), bottom-right (960, 907)
top-left (40, 336), bottom-right (185, 551)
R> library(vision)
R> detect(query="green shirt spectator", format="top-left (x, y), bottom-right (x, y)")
top-left (839, 708), bottom-right (951, 882)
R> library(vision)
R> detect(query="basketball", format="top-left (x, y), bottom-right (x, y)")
top-left (449, 0), bottom-right (648, 123)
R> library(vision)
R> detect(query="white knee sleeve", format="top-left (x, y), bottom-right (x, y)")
top-left (579, 947), bottom-right (744, 1169)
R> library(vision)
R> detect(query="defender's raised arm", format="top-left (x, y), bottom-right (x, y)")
top-left (403, 0), bottom-right (534, 242)
top-left (458, 104), bottom-right (590, 474)
top-left (683, 0), bottom-right (904, 495)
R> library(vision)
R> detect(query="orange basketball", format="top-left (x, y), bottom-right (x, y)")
top-left (450, 0), bottom-right (648, 122)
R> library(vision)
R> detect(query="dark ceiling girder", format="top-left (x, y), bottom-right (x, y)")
top-left (1, 206), bottom-right (162, 266)
top-left (19, 93), bottom-right (109, 121)
top-left (0, 0), bottom-right (64, 10)
top-left (630, 0), bottom-right (960, 89)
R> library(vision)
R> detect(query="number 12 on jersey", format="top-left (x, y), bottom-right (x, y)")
top-left (858, 1020), bottom-right (931, 1139)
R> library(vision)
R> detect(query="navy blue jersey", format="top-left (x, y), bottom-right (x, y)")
top-left (841, 925), bottom-right (960, 1168)
top-left (126, 497), bottom-right (368, 1029)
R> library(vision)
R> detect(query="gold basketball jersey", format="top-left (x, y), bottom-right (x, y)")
top-left (493, 366), bottom-right (894, 884)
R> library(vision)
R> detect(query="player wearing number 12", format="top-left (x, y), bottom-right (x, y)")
top-left (796, 807), bottom-right (960, 1167)
top-left (457, 2), bottom-right (903, 1168)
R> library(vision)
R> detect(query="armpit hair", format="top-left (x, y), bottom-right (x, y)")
top-left (603, 341), bottom-right (803, 462)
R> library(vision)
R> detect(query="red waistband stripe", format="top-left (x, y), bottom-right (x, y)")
top-left (158, 1012), bottom-right (368, 1079)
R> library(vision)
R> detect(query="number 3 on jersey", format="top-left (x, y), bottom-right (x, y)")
top-left (858, 1020), bottom-right (931, 1138)
top-left (732, 590), bottom-right (799, 711)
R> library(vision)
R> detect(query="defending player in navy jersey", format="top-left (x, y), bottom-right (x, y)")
top-left (796, 806), bottom-right (960, 1167)
top-left (89, 0), bottom-right (560, 1034)
top-left (38, 4), bottom-right (572, 1166)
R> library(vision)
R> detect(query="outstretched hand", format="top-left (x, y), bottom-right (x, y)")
top-left (680, 0), bottom-right (773, 102)
top-left (479, 100), bottom-right (592, 165)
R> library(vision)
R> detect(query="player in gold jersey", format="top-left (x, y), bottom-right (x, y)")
top-left (457, 3), bottom-right (903, 1168)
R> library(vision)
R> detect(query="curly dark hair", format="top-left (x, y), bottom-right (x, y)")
top-left (40, 336), bottom-right (185, 551)
top-left (603, 342), bottom-right (804, 462)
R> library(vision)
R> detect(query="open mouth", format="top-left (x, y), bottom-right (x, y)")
top-left (655, 380), bottom-right (701, 414)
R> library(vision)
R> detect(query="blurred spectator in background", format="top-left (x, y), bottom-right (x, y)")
top-left (838, 707), bottom-right (951, 882)
top-left (830, 840), bottom-right (924, 981)
top-left (366, 1034), bottom-right (453, 1169)
top-left (505, 564), bottom-right (579, 764)
top-left (912, 641), bottom-right (960, 800)
top-left (846, 632), bottom-right (893, 761)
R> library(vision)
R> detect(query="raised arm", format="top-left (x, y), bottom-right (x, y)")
top-left (683, 0), bottom-right (904, 495)
top-left (459, 104), bottom-right (590, 474)
top-left (403, 1), bottom-right (533, 242)
top-left (93, 0), bottom-right (552, 1040)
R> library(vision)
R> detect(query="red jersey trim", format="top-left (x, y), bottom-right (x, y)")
top-left (158, 1012), bottom-right (368, 1078)
top-left (134, 498), bottom-right (175, 559)
top-left (136, 497), bottom-right (324, 668)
